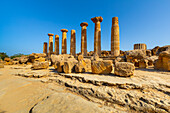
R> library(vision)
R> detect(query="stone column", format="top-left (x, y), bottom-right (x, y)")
top-left (55, 35), bottom-right (59, 55)
top-left (111, 17), bottom-right (120, 57)
top-left (43, 42), bottom-right (47, 54)
top-left (61, 29), bottom-right (68, 54)
top-left (70, 30), bottom-right (76, 57)
top-left (80, 22), bottom-right (88, 56)
top-left (48, 33), bottom-right (54, 55)
top-left (91, 16), bottom-right (103, 56)
top-left (134, 43), bottom-right (147, 50)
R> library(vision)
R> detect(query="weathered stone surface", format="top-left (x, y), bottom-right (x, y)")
top-left (61, 29), bottom-right (68, 54)
top-left (31, 61), bottom-right (49, 70)
top-left (91, 53), bottom-right (102, 61)
top-left (134, 43), bottom-right (147, 50)
top-left (32, 92), bottom-right (107, 113)
top-left (91, 60), bottom-right (113, 74)
top-left (80, 22), bottom-right (88, 56)
top-left (126, 50), bottom-right (146, 62)
top-left (0, 63), bottom-right (4, 68)
top-left (34, 57), bottom-right (46, 62)
top-left (70, 30), bottom-right (76, 57)
top-left (4, 57), bottom-right (11, 62)
top-left (51, 54), bottom-right (74, 65)
top-left (156, 45), bottom-right (170, 55)
top-left (77, 54), bottom-right (84, 61)
top-left (114, 62), bottom-right (135, 77)
top-left (146, 56), bottom-right (158, 66)
top-left (154, 51), bottom-right (170, 71)
top-left (91, 16), bottom-right (103, 56)
top-left (63, 60), bottom-right (78, 73)
top-left (146, 50), bottom-right (151, 56)
top-left (111, 17), bottom-right (120, 57)
top-left (75, 59), bottom-right (91, 73)
top-left (151, 46), bottom-right (160, 55)
top-left (48, 33), bottom-right (54, 56)
top-left (19, 55), bottom-right (29, 64)
top-left (138, 59), bottom-right (148, 68)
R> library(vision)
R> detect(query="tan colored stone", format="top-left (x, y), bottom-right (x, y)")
top-left (154, 51), bottom-right (170, 71)
top-left (114, 62), bottom-right (135, 77)
top-left (111, 17), bottom-right (120, 57)
top-left (48, 33), bottom-right (54, 56)
top-left (91, 60), bottom-right (113, 74)
top-left (91, 16), bottom-right (103, 56)
top-left (61, 29), bottom-right (68, 54)
top-left (55, 35), bottom-right (59, 55)
top-left (63, 60), bottom-right (78, 73)
top-left (75, 59), bottom-right (91, 73)
top-left (134, 43), bottom-right (147, 50)
top-left (138, 59), bottom-right (148, 68)
top-left (43, 42), bottom-right (47, 54)
top-left (70, 30), bottom-right (76, 57)
top-left (0, 63), bottom-right (4, 68)
top-left (31, 61), bottom-right (49, 70)
top-left (80, 22), bottom-right (88, 56)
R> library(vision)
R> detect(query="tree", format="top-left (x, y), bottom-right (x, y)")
top-left (0, 52), bottom-right (9, 60)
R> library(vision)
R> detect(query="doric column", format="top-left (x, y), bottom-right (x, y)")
top-left (134, 43), bottom-right (147, 50)
top-left (91, 16), bottom-right (103, 56)
top-left (61, 29), bottom-right (68, 54)
top-left (111, 17), bottom-right (120, 57)
top-left (55, 35), bottom-right (59, 55)
top-left (43, 42), bottom-right (47, 54)
top-left (80, 22), bottom-right (88, 56)
top-left (70, 30), bottom-right (76, 57)
top-left (48, 33), bottom-right (54, 56)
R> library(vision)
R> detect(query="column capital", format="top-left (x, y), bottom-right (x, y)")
top-left (61, 29), bottom-right (68, 32)
top-left (55, 35), bottom-right (59, 38)
top-left (71, 29), bottom-right (76, 32)
top-left (112, 17), bottom-right (119, 24)
top-left (91, 16), bottom-right (103, 23)
top-left (80, 22), bottom-right (88, 27)
top-left (48, 33), bottom-right (54, 36)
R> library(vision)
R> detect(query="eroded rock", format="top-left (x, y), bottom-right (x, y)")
top-left (91, 60), bottom-right (113, 74)
top-left (31, 61), bottom-right (49, 70)
top-left (114, 62), bottom-right (135, 77)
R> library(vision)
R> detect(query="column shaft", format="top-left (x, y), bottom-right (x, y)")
top-left (70, 30), bottom-right (76, 57)
top-left (111, 17), bottom-right (120, 57)
top-left (43, 42), bottom-right (47, 54)
top-left (55, 35), bottom-right (59, 55)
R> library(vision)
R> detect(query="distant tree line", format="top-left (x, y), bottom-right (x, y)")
top-left (0, 53), bottom-right (24, 60)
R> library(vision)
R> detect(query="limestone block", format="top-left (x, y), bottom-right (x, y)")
top-left (75, 59), bottom-right (91, 73)
top-left (91, 60), bottom-right (113, 74)
top-left (154, 51), bottom-right (170, 71)
top-left (146, 56), bottom-right (158, 66)
top-left (114, 62), bottom-right (135, 77)
top-left (138, 59), bottom-right (148, 68)
top-left (31, 61), bottom-right (49, 70)
top-left (63, 60), bottom-right (78, 73)
top-left (0, 63), bottom-right (4, 68)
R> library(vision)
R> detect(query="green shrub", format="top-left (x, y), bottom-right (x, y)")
top-left (0, 52), bottom-right (9, 60)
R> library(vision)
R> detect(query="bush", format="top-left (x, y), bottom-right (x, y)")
top-left (0, 52), bottom-right (9, 60)
top-left (10, 53), bottom-right (24, 59)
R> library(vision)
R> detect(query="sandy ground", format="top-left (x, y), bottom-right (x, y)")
top-left (0, 65), bottom-right (169, 113)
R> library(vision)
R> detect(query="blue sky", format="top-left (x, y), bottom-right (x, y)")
top-left (0, 0), bottom-right (170, 56)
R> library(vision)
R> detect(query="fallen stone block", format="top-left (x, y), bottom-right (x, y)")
top-left (114, 62), bottom-right (135, 77)
top-left (91, 60), bottom-right (113, 74)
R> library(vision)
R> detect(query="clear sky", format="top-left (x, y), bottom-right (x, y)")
top-left (0, 0), bottom-right (170, 56)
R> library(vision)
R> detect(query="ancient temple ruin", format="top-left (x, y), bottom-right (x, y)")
top-left (44, 17), bottom-right (121, 57)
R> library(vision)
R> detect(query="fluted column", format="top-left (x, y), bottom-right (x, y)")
top-left (80, 22), bottom-right (88, 56)
top-left (55, 35), bottom-right (59, 55)
top-left (70, 30), bottom-right (76, 57)
top-left (111, 17), bottom-right (120, 57)
top-left (91, 16), bottom-right (103, 56)
top-left (48, 33), bottom-right (54, 56)
top-left (43, 42), bottom-right (47, 54)
top-left (61, 29), bottom-right (68, 54)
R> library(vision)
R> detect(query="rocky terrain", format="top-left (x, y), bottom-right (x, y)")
top-left (0, 64), bottom-right (169, 113)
